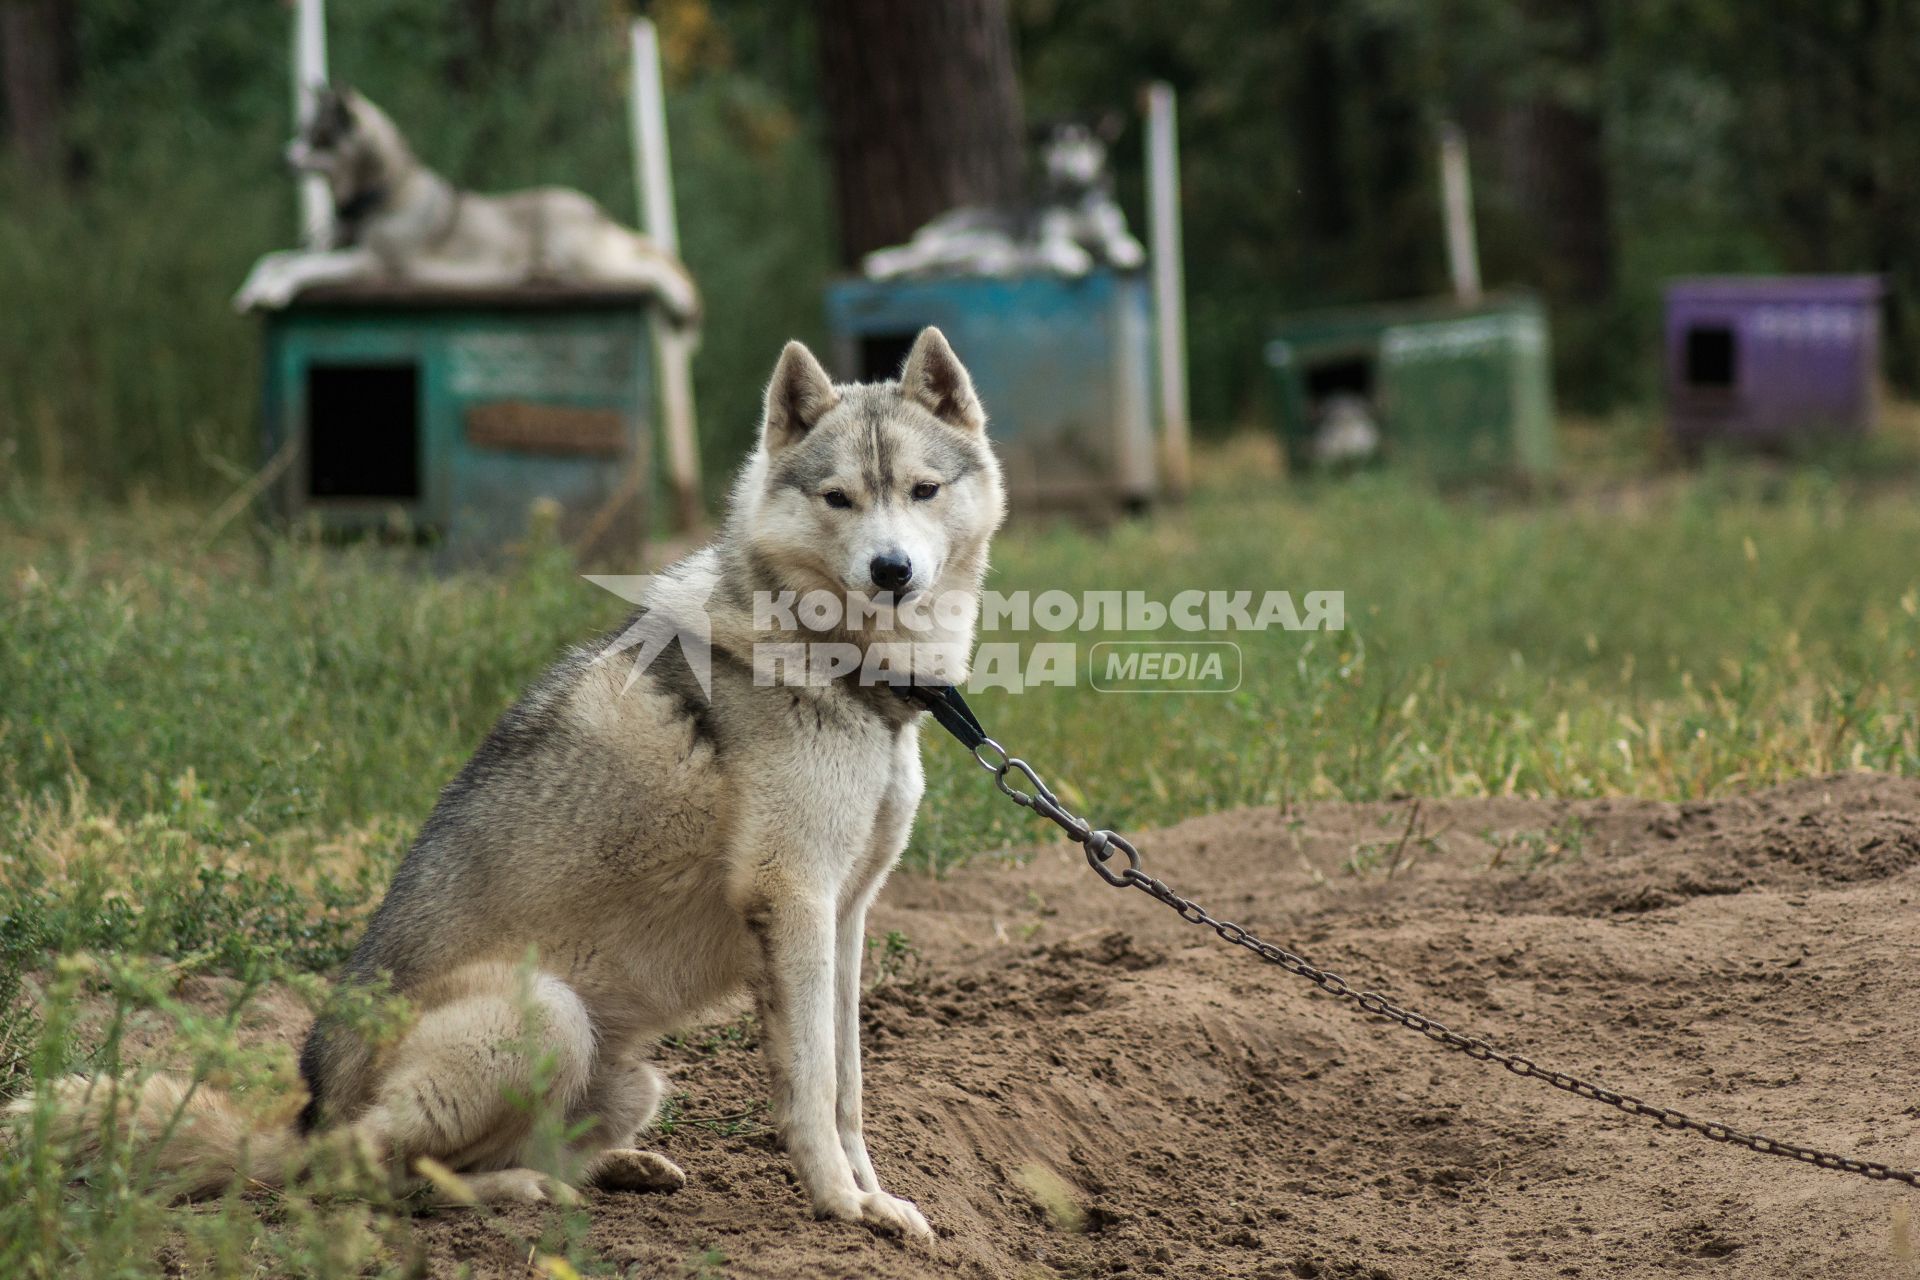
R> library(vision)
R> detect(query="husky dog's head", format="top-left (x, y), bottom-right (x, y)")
top-left (1038, 116), bottom-right (1122, 197)
top-left (729, 329), bottom-right (1006, 657)
top-left (286, 86), bottom-right (409, 216)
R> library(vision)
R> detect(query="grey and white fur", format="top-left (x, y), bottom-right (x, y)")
top-left (233, 86), bottom-right (700, 324)
top-left (20, 329), bottom-right (1005, 1242)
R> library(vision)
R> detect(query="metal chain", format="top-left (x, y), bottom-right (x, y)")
top-left (967, 735), bottom-right (1920, 1189)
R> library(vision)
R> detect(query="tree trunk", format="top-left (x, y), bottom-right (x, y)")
top-left (446, 0), bottom-right (501, 91)
top-left (1498, 99), bottom-right (1613, 303)
top-left (815, 0), bottom-right (1027, 266)
top-left (1492, 0), bottom-right (1616, 404)
top-left (1493, 0), bottom-right (1614, 307)
top-left (1, 0), bottom-right (77, 176)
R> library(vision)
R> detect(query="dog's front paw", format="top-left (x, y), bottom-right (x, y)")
top-left (233, 253), bottom-right (306, 313)
top-left (660, 276), bottom-right (702, 331)
top-left (816, 1188), bottom-right (933, 1242)
top-left (591, 1147), bottom-right (686, 1193)
top-left (427, 1166), bottom-right (579, 1207)
top-left (233, 274), bottom-right (291, 313)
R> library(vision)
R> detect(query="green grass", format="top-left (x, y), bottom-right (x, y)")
top-left (4, 441), bottom-right (1919, 972)
top-left (1483, 816), bottom-right (1591, 876)
top-left (4, 441), bottom-right (1920, 1274)
top-left (7, 448), bottom-right (1920, 910)
top-left (923, 450), bottom-right (1920, 868)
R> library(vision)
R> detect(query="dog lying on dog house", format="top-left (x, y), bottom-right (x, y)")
top-left (233, 86), bottom-right (700, 324)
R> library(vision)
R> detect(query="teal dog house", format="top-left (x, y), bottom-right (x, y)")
top-left (825, 271), bottom-right (1158, 511)
top-left (260, 285), bottom-right (660, 563)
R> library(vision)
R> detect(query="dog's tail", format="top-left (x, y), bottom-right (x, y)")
top-left (10, 1073), bottom-right (306, 1197)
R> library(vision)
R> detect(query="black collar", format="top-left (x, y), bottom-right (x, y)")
top-left (889, 683), bottom-right (987, 750)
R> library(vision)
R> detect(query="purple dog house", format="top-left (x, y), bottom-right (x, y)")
top-left (1666, 275), bottom-right (1882, 447)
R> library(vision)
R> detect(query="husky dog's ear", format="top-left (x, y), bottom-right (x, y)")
top-left (761, 341), bottom-right (839, 453)
top-left (899, 327), bottom-right (985, 433)
top-left (309, 84), bottom-right (353, 141)
top-left (1028, 115), bottom-right (1065, 145)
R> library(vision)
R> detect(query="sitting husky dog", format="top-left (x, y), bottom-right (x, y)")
top-left (22, 329), bottom-right (1002, 1242)
top-left (234, 86), bottom-right (700, 324)
top-left (863, 118), bottom-right (1147, 280)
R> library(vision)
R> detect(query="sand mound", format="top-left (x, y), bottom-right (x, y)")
top-left (410, 773), bottom-right (1920, 1277)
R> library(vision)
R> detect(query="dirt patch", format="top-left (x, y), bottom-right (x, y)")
top-left (248, 776), bottom-right (1920, 1275)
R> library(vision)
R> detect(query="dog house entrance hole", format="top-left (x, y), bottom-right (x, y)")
top-left (1301, 355), bottom-right (1382, 467)
top-left (1684, 325), bottom-right (1737, 389)
top-left (1305, 356), bottom-right (1375, 407)
top-left (306, 362), bottom-right (422, 499)
top-left (1304, 355), bottom-right (1379, 423)
top-left (858, 332), bottom-right (920, 383)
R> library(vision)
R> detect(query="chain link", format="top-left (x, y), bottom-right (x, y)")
top-left (968, 736), bottom-right (1920, 1190)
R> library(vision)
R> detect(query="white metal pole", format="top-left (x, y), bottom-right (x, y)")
top-left (1438, 121), bottom-right (1482, 305)
top-left (1145, 82), bottom-right (1191, 499)
top-left (292, 0), bottom-right (333, 249)
top-left (630, 18), bottom-right (703, 535)
top-left (631, 19), bottom-right (678, 259)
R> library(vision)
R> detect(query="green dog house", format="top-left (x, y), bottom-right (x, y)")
top-left (260, 285), bottom-right (661, 563)
top-left (1265, 293), bottom-right (1555, 480)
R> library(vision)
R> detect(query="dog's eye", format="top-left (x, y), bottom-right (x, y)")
top-left (822, 490), bottom-right (852, 510)
top-left (911, 482), bottom-right (940, 501)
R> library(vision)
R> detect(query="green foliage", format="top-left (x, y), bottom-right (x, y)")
top-left (1340, 803), bottom-right (1448, 879)
top-left (5, 0), bottom-right (1915, 493)
top-left (662, 1013), bottom-right (756, 1057)
top-left (0, 945), bottom-right (618, 1277)
top-left (912, 450), bottom-right (1920, 869)
top-left (0, 956), bottom-right (422, 1280)
top-left (0, 925), bottom-right (39, 1095)
top-left (864, 929), bottom-right (922, 989)
top-left (1014, 0), bottom-right (1920, 415)
top-left (1484, 815), bottom-right (1589, 875)
top-left (1, 512), bottom-right (601, 831)
top-left (653, 1092), bottom-right (768, 1139)
top-left (0, 781), bottom-right (384, 984)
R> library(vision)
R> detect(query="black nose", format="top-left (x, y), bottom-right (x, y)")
top-left (869, 551), bottom-right (913, 591)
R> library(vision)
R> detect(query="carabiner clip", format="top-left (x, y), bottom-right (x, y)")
top-left (1083, 829), bottom-right (1142, 886)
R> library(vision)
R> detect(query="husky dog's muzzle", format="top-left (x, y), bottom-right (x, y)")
top-left (285, 140), bottom-right (337, 175)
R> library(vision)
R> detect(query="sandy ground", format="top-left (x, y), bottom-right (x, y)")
top-left (229, 776), bottom-right (1920, 1276)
